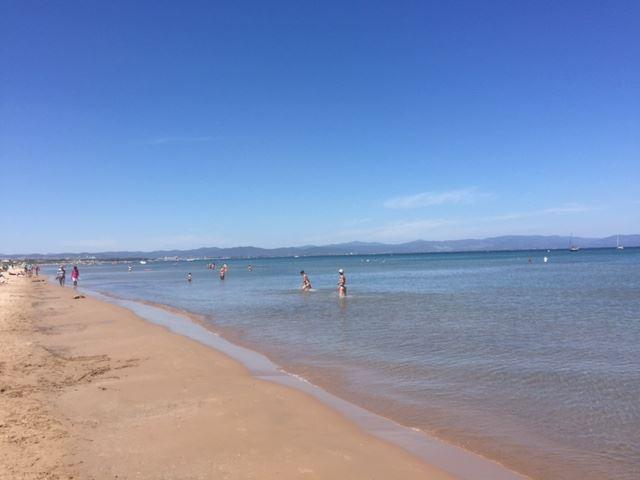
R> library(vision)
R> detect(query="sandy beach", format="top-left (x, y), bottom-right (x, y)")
top-left (0, 275), bottom-right (454, 479)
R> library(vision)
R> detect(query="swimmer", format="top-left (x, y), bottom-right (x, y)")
top-left (338, 269), bottom-right (347, 297)
top-left (300, 270), bottom-right (312, 291)
top-left (248, 264), bottom-right (253, 272)
top-left (187, 272), bottom-right (192, 282)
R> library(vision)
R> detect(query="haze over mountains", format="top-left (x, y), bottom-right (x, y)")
top-left (3, 235), bottom-right (639, 260)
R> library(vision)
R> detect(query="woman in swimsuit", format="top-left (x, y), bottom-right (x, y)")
top-left (300, 270), bottom-right (312, 291)
top-left (56, 265), bottom-right (66, 286)
top-left (338, 269), bottom-right (346, 297)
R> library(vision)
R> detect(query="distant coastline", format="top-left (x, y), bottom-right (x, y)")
top-left (3, 234), bottom-right (639, 262)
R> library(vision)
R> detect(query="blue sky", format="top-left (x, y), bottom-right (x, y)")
top-left (1, 1), bottom-right (638, 253)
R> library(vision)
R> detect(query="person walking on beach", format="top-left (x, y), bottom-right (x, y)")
top-left (338, 269), bottom-right (347, 297)
top-left (56, 265), bottom-right (66, 286)
top-left (35, 265), bottom-right (40, 277)
top-left (300, 270), bottom-right (312, 291)
top-left (71, 266), bottom-right (80, 287)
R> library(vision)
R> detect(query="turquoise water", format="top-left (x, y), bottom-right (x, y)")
top-left (63, 249), bottom-right (640, 479)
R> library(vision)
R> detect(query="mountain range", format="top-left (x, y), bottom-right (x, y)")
top-left (3, 235), bottom-right (639, 260)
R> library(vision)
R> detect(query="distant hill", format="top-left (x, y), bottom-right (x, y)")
top-left (3, 234), bottom-right (640, 260)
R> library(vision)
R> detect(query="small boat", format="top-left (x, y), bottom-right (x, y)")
top-left (569, 233), bottom-right (579, 252)
top-left (139, 260), bottom-right (147, 265)
top-left (616, 235), bottom-right (624, 250)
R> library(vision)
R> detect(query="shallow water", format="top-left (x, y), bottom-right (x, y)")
top-left (62, 249), bottom-right (640, 480)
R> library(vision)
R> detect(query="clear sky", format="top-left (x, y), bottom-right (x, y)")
top-left (1, 1), bottom-right (638, 253)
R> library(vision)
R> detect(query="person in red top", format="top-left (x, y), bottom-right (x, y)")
top-left (71, 266), bottom-right (80, 287)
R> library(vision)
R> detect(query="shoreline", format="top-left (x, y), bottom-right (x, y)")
top-left (1, 274), bottom-right (454, 478)
top-left (80, 285), bottom-right (527, 479)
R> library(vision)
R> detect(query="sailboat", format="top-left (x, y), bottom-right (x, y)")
top-left (569, 233), bottom-right (580, 252)
top-left (616, 235), bottom-right (624, 250)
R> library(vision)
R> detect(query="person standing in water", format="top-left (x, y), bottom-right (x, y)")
top-left (187, 272), bottom-right (192, 282)
top-left (71, 266), bottom-right (80, 287)
top-left (219, 264), bottom-right (227, 280)
top-left (300, 270), bottom-right (312, 291)
top-left (338, 268), bottom-right (347, 297)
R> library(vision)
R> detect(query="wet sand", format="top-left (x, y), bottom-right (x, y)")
top-left (0, 275), bottom-right (454, 479)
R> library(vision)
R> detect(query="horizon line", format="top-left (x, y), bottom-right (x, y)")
top-left (2, 233), bottom-right (638, 258)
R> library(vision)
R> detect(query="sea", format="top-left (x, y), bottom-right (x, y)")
top-left (54, 248), bottom-right (640, 480)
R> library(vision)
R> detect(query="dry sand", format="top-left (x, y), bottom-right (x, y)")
top-left (0, 275), bottom-right (454, 479)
